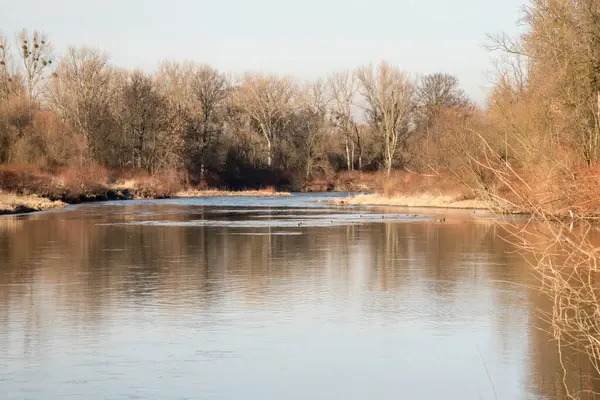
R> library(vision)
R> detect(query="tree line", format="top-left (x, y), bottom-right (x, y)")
top-left (0, 30), bottom-right (473, 189)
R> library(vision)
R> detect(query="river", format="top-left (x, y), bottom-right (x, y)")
top-left (0, 194), bottom-right (595, 399)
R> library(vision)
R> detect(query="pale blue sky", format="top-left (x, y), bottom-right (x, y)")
top-left (1, 0), bottom-right (526, 102)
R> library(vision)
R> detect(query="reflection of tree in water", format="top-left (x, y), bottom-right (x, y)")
top-left (526, 269), bottom-right (600, 399)
top-left (0, 208), bottom-right (598, 398)
top-left (363, 221), bottom-right (514, 292)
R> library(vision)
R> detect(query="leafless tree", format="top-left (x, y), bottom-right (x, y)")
top-left (329, 70), bottom-right (358, 170)
top-left (156, 61), bottom-right (196, 181)
top-left (519, 0), bottom-right (600, 164)
top-left (156, 60), bottom-right (194, 134)
top-left (157, 61), bottom-right (194, 102)
top-left (185, 65), bottom-right (230, 180)
top-left (357, 62), bottom-right (416, 174)
top-left (417, 73), bottom-right (470, 126)
top-left (234, 73), bottom-right (296, 167)
top-left (116, 71), bottom-right (171, 172)
top-left (48, 46), bottom-right (114, 159)
top-left (414, 73), bottom-right (472, 165)
top-left (294, 80), bottom-right (331, 180)
top-left (16, 30), bottom-right (53, 99)
top-left (0, 33), bottom-right (23, 100)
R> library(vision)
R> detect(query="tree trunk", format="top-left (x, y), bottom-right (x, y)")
top-left (345, 141), bottom-right (351, 170)
top-left (385, 140), bottom-right (392, 176)
top-left (267, 139), bottom-right (272, 167)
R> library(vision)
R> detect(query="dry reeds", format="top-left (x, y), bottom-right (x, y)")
top-left (462, 129), bottom-right (600, 398)
top-left (174, 187), bottom-right (290, 198)
top-left (328, 170), bottom-right (480, 209)
top-left (0, 164), bottom-right (184, 203)
top-left (0, 191), bottom-right (65, 214)
top-left (111, 169), bottom-right (183, 199)
top-left (330, 193), bottom-right (485, 209)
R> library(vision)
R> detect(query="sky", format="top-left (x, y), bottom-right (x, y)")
top-left (1, 0), bottom-right (526, 103)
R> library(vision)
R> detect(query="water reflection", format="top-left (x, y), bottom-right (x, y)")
top-left (0, 199), bottom-right (596, 399)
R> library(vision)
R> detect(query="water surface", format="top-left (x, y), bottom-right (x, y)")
top-left (0, 194), bottom-right (594, 399)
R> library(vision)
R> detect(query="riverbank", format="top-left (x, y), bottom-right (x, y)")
top-left (0, 165), bottom-right (481, 216)
top-left (174, 189), bottom-right (290, 197)
top-left (0, 164), bottom-right (292, 216)
top-left (0, 188), bottom-right (292, 216)
top-left (329, 193), bottom-right (489, 210)
top-left (326, 170), bottom-right (493, 210)
top-left (0, 193), bottom-right (67, 215)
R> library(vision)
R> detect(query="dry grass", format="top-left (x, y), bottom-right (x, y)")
top-left (328, 170), bottom-right (486, 209)
top-left (0, 164), bottom-right (291, 207)
top-left (0, 164), bottom-right (112, 201)
top-left (329, 171), bottom-right (378, 192)
top-left (110, 170), bottom-right (183, 199)
top-left (0, 192), bottom-right (66, 215)
top-left (459, 129), bottom-right (600, 397)
top-left (330, 193), bottom-right (487, 209)
top-left (331, 169), bottom-right (475, 195)
top-left (0, 164), bottom-right (186, 201)
top-left (174, 187), bottom-right (290, 197)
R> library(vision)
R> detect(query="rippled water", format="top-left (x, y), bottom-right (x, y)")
top-left (0, 194), bottom-right (595, 399)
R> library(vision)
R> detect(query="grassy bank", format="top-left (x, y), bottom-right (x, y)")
top-left (0, 165), bottom-right (293, 216)
top-left (0, 164), bottom-right (182, 201)
top-left (329, 193), bottom-right (488, 209)
top-left (174, 188), bottom-right (290, 197)
top-left (0, 192), bottom-right (66, 215)
top-left (326, 170), bottom-right (491, 210)
top-left (0, 165), bottom-right (506, 216)
top-left (0, 166), bottom-right (489, 215)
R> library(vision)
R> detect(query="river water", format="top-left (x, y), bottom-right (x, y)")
top-left (0, 194), bottom-right (595, 399)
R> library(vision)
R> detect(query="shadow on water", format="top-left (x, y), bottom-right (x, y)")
top-left (0, 194), bottom-right (597, 399)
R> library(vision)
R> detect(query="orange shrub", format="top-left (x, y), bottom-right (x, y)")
top-left (112, 169), bottom-right (183, 199)
top-left (56, 164), bottom-right (110, 199)
top-left (0, 164), bottom-right (54, 196)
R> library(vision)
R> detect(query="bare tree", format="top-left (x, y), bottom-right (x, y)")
top-left (116, 71), bottom-right (171, 172)
top-left (329, 70), bottom-right (358, 170)
top-left (417, 73), bottom-right (470, 125)
top-left (156, 62), bottom-right (230, 181)
top-left (48, 46), bottom-right (113, 159)
top-left (357, 62), bottom-right (416, 174)
top-left (16, 30), bottom-right (53, 99)
top-left (517, 0), bottom-right (600, 164)
top-left (294, 80), bottom-right (331, 180)
top-left (0, 33), bottom-right (9, 97)
top-left (185, 65), bottom-right (230, 180)
top-left (350, 121), bottom-right (369, 171)
top-left (157, 60), bottom-right (194, 103)
top-left (234, 73), bottom-right (296, 167)
top-left (156, 60), bottom-right (194, 134)
top-left (0, 32), bottom-right (23, 100)
top-left (156, 61), bottom-right (195, 181)
top-left (414, 73), bottom-right (472, 165)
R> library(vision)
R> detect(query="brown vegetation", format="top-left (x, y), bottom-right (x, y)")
top-left (174, 187), bottom-right (289, 198)
top-left (330, 193), bottom-right (485, 209)
top-left (0, 191), bottom-right (65, 215)
top-left (328, 170), bottom-right (485, 209)
top-left (2, 1), bottom-right (600, 394)
top-left (0, 164), bottom-right (182, 203)
top-left (0, 28), bottom-right (481, 198)
top-left (441, 1), bottom-right (600, 398)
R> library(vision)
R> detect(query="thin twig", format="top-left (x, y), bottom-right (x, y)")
top-left (477, 345), bottom-right (498, 400)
